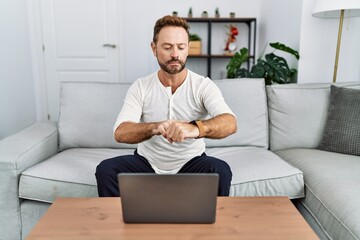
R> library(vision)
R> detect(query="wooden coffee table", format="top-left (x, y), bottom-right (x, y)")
top-left (27, 197), bottom-right (318, 240)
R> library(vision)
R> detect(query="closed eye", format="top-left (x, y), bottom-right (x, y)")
top-left (178, 44), bottom-right (186, 50)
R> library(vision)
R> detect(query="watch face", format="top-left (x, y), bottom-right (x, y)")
top-left (228, 42), bottom-right (237, 52)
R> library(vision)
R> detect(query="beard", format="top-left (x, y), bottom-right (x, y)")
top-left (158, 57), bottom-right (186, 75)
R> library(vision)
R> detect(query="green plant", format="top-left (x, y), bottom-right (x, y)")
top-left (226, 42), bottom-right (300, 85)
top-left (189, 33), bottom-right (201, 41)
top-left (215, 7), bottom-right (220, 17)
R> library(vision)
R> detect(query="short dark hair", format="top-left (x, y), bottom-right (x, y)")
top-left (153, 15), bottom-right (190, 43)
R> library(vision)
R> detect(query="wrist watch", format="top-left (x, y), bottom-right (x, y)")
top-left (190, 120), bottom-right (205, 138)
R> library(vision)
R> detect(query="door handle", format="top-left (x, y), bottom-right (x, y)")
top-left (103, 44), bottom-right (116, 48)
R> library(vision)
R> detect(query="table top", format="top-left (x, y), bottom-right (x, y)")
top-left (27, 197), bottom-right (318, 240)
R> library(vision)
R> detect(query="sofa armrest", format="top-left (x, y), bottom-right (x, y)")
top-left (0, 121), bottom-right (58, 240)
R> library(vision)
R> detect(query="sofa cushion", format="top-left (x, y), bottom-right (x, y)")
top-left (206, 79), bottom-right (269, 148)
top-left (19, 148), bottom-right (135, 202)
top-left (267, 82), bottom-right (360, 151)
top-left (276, 148), bottom-right (360, 240)
top-left (318, 86), bottom-right (360, 156)
top-left (207, 147), bottom-right (304, 198)
top-left (19, 147), bottom-right (303, 203)
top-left (59, 82), bottom-right (135, 150)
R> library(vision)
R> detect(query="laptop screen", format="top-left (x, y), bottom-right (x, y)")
top-left (118, 173), bottom-right (219, 223)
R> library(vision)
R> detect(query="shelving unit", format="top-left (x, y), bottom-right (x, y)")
top-left (184, 17), bottom-right (256, 79)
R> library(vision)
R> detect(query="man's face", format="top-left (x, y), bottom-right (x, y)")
top-left (152, 26), bottom-right (189, 75)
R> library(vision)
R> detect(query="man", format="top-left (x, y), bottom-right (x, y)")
top-left (95, 15), bottom-right (237, 197)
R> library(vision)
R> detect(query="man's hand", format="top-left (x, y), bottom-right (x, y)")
top-left (115, 120), bottom-right (199, 144)
top-left (155, 120), bottom-right (199, 143)
top-left (115, 113), bottom-right (236, 144)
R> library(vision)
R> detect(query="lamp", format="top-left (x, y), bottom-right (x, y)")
top-left (312, 0), bottom-right (360, 83)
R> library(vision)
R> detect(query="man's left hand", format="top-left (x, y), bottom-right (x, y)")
top-left (160, 120), bottom-right (199, 143)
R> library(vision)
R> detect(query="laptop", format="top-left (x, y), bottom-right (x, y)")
top-left (118, 173), bottom-right (219, 224)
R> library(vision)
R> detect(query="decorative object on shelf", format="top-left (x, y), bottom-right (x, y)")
top-left (230, 12), bottom-right (235, 18)
top-left (188, 7), bottom-right (193, 18)
top-left (185, 17), bottom-right (256, 79)
top-left (189, 33), bottom-right (202, 55)
top-left (201, 11), bottom-right (208, 18)
top-left (224, 25), bottom-right (239, 55)
top-left (226, 42), bottom-right (300, 85)
top-left (172, 11), bottom-right (178, 17)
top-left (215, 7), bottom-right (220, 18)
top-left (312, 0), bottom-right (360, 83)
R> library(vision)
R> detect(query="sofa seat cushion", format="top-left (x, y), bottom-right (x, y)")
top-left (206, 147), bottom-right (304, 198)
top-left (275, 148), bottom-right (360, 240)
top-left (19, 148), bottom-right (135, 203)
top-left (19, 147), bottom-right (304, 203)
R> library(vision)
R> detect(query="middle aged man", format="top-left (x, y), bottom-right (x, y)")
top-left (95, 15), bottom-right (237, 197)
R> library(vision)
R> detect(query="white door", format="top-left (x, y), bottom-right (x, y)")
top-left (40, 0), bottom-right (119, 120)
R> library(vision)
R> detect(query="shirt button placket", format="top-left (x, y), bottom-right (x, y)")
top-left (169, 97), bottom-right (173, 119)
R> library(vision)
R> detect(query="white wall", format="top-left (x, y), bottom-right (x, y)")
top-left (0, 0), bottom-right (36, 139)
top-left (258, 0), bottom-right (302, 71)
top-left (298, 0), bottom-right (360, 83)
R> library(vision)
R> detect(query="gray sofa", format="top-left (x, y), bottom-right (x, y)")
top-left (0, 79), bottom-right (359, 240)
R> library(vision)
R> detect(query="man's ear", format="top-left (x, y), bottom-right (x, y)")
top-left (151, 42), bottom-right (156, 56)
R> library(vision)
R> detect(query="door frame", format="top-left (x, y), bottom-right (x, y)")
top-left (27, 0), bottom-right (48, 120)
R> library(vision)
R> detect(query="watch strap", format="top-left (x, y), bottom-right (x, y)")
top-left (190, 120), bottom-right (205, 138)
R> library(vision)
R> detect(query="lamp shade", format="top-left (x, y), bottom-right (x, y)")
top-left (313, 0), bottom-right (360, 18)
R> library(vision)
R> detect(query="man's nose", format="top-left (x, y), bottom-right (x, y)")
top-left (170, 47), bottom-right (179, 58)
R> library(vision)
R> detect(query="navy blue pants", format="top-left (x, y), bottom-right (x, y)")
top-left (95, 150), bottom-right (232, 197)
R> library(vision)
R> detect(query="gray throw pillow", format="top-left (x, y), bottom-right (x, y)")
top-left (318, 85), bottom-right (360, 155)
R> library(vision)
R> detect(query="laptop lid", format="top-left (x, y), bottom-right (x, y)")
top-left (118, 173), bottom-right (219, 224)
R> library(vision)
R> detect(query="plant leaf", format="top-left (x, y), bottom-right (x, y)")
top-left (250, 53), bottom-right (292, 84)
top-left (189, 33), bottom-right (201, 41)
top-left (226, 48), bottom-right (250, 78)
top-left (236, 68), bottom-right (250, 78)
top-left (225, 42), bottom-right (299, 85)
top-left (269, 42), bottom-right (300, 60)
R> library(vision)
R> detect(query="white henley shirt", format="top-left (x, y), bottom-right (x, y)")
top-left (113, 70), bottom-right (234, 174)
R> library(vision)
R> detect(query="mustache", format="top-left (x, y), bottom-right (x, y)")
top-left (166, 58), bottom-right (182, 64)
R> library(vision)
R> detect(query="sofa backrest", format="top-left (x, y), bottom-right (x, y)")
top-left (267, 82), bottom-right (360, 151)
top-left (206, 78), bottom-right (268, 148)
top-left (58, 78), bottom-right (269, 150)
top-left (58, 82), bottom-right (133, 150)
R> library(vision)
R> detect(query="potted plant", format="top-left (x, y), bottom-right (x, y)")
top-left (215, 7), bottom-right (220, 18)
top-left (189, 33), bottom-right (202, 55)
top-left (188, 7), bottom-right (193, 18)
top-left (226, 42), bottom-right (300, 85)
